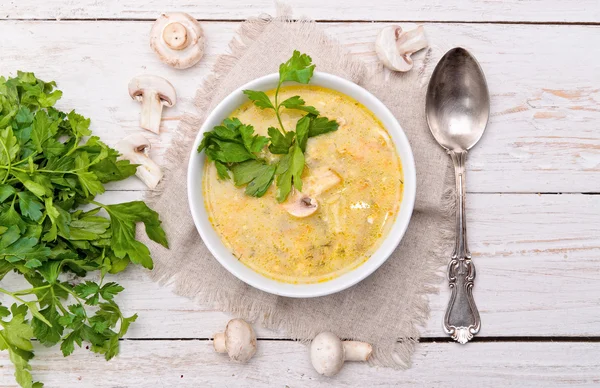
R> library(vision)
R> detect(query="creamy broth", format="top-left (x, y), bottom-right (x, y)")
top-left (203, 85), bottom-right (403, 283)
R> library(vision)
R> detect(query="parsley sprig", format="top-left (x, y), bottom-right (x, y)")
top-left (198, 51), bottom-right (339, 202)
top-left (0, 72), bottom-right (168, 388)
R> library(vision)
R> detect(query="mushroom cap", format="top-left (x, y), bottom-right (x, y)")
top-left (376, 25), bottom-right (428, 72)
top-left (115, 133), bottom-right (152, 155)
top-left (376, 26), bottom-right (413, 72)
top-left (128, 75), bottom-right (177, 107)
top-left (150, 12), bottom-right (205, 69)
top-left (223, 319), bottom-right (257, 363)
top-left (310, 332), bottom-right (345, 377)
top-left (281, 168), bottom-right (341, 218)
top-left (282, 191), bottom-right (319, 218)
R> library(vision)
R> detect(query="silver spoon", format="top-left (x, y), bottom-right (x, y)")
top-left (425, 47), bottom-right (490, 344)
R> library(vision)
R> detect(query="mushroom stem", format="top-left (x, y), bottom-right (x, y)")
top-left (213, 332), bottom-right (226, 353)
top-left (163, 22), bottom-right (189, 50)
top-left (127, 146), bottom-right (162, 189)
top-left (128, 75), bottom-right (177, 135)
top-left (396, 25), bottom-right (428, 56)
top-left (343, 341), bottom-right (373, 362)
top-left (114, 134), bottom-right (163, 189)
top-left (140, 91), bottom-right (164, 134)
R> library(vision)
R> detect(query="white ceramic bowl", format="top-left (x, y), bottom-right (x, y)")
top-left (188, 72), bottom-right (416, 298)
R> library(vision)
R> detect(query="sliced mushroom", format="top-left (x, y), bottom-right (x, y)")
top-left (128, 75), bottom-right (177, 134)
top-left (282, 168), bottom-right (341, 218)
top-left (114, 133), bottom-right (162, 189)
top-left (310, 332), bottom-right (373, 377)
top-left (283, 191), bottom-right (319, 218)
top-left (213, 319), bottom-right (257, 363)
top-left (375, 25), bottom-right (428, 72)
top-left (150, 13), bottom-right (205, 69)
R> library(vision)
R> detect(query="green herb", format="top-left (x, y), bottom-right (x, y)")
top-left (0, 71), bottom-right (168, 388)
top-left (275, 142), bottom-right (305, 202)
top-left (197, 118), bottom-right (269, 179)
top-left (307, 115), bottom-right (339, 138)
top-left (231, 160), bottom-right (276, 197)
top-left (267, 126), bottom-right (295, 154)
top-left (198, 51), bottom-right (340, 202)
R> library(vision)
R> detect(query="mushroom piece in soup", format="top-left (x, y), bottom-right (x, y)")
top-left (203, 85), bottom-right (403, 284)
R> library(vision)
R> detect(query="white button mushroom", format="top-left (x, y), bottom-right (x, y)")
top-left (375, 25), bottom-right (429, 72)
top-left (310, 332), bottom-right (373, 377)
top-left (283, 192), bottom-right (319, 218)
top-left (213, 319), bottom-right (257, 363)
top-left (128, 75), bottom-right (177, 134)
top-left (150, 12), bottom-right (205, 69)
top-left (282, 168), bottom-right (342, 218)
top-left (114, 133), bottom-right (163, 189)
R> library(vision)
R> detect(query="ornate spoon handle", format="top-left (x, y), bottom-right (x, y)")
top-left (444, 150), bottom-right (481, 344)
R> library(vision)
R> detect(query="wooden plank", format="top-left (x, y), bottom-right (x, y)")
top-left (2, 191), bottom-right (599, 338)
top-left (2, 340), bottom-right (600, 387)
top-left (5, 0), bottom-right (600, 23)
top-left (0, 21), bottom-right (598, 192)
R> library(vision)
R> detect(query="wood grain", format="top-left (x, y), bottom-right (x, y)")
top-left (5, 0), bottom-right (600, 23)
top-left (0, 21), bottom-right (599, 192)
top-left (2, 191), bottom-right (599, 338)
top-left (1, 340), bottom-right (599, 387)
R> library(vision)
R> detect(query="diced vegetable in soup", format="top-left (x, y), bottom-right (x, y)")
top-left (203, 85), bottom-right (403, 283)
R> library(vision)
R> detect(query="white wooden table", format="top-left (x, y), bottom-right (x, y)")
top-left (2, 1), bottom-right (600, 387)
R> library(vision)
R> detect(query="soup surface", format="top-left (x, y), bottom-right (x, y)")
top-left (203, 85), bottom-right (403, 283)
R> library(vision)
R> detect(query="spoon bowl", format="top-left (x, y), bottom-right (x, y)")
top-left (426, 47), bottom-right (490, 151)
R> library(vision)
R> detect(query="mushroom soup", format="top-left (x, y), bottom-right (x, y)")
top-left (203, 85), bottom-right (403, 283)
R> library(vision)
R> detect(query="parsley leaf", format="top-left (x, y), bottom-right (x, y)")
top-left (242, 90), bottom-right (275, 110)
top-left (32, 304), bottom-right (63, 346)
top-left (308, 115), bottom-right (340, 137)
top-left (0, 304), bottom-right (37, 388)
top-left (268, 127), bottom-right (295, 154)
top-left (16, 191), bottom-right (43, 222)
top-left (100, 282), bottom-right (124, 301)
top-left (208, 139), bottom-right (256, 163)
top-left (74, 281), bottom-right (100, 298)
top-left (280, 96), bottom-right (319, 115)
top-left (198, 117), bottom-right (267, 168)
top-left (0, 236), bottom-right (51, 264)
top-left (0, 127), bottom-right (19, 165)
top-left (295, 115), bottom-right (311, 152)
top-left (239, 124), bottom-right (269, 153)
top-left (279, 50), bottom-right (316, 84)
top-left (102, 201), bottom-right (168, 269)
top-left (231, 160), bottom-right (276, 197)
top-left (275, 143), bottom-right (305, 202)
top-left (60, 330), bottom-right (81, 357)
top-left (89, 148), bottom-right (137, 183)
top-left (67, 111), bottom-right (92, 137)
top-left (0, 185), bottom-right (16, 202)
top-left (214, 161), bottom-right (230, 180)
top-left (31, 111), bottom-right (59, 152)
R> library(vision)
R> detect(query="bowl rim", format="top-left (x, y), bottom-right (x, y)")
top-left (187, 71), bottom-right (416, 298)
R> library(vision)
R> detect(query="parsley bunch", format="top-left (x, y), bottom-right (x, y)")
top-left (0, 72), bottom-right (168, 387)
top-left (198, 51), bottom-right (339, 202)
